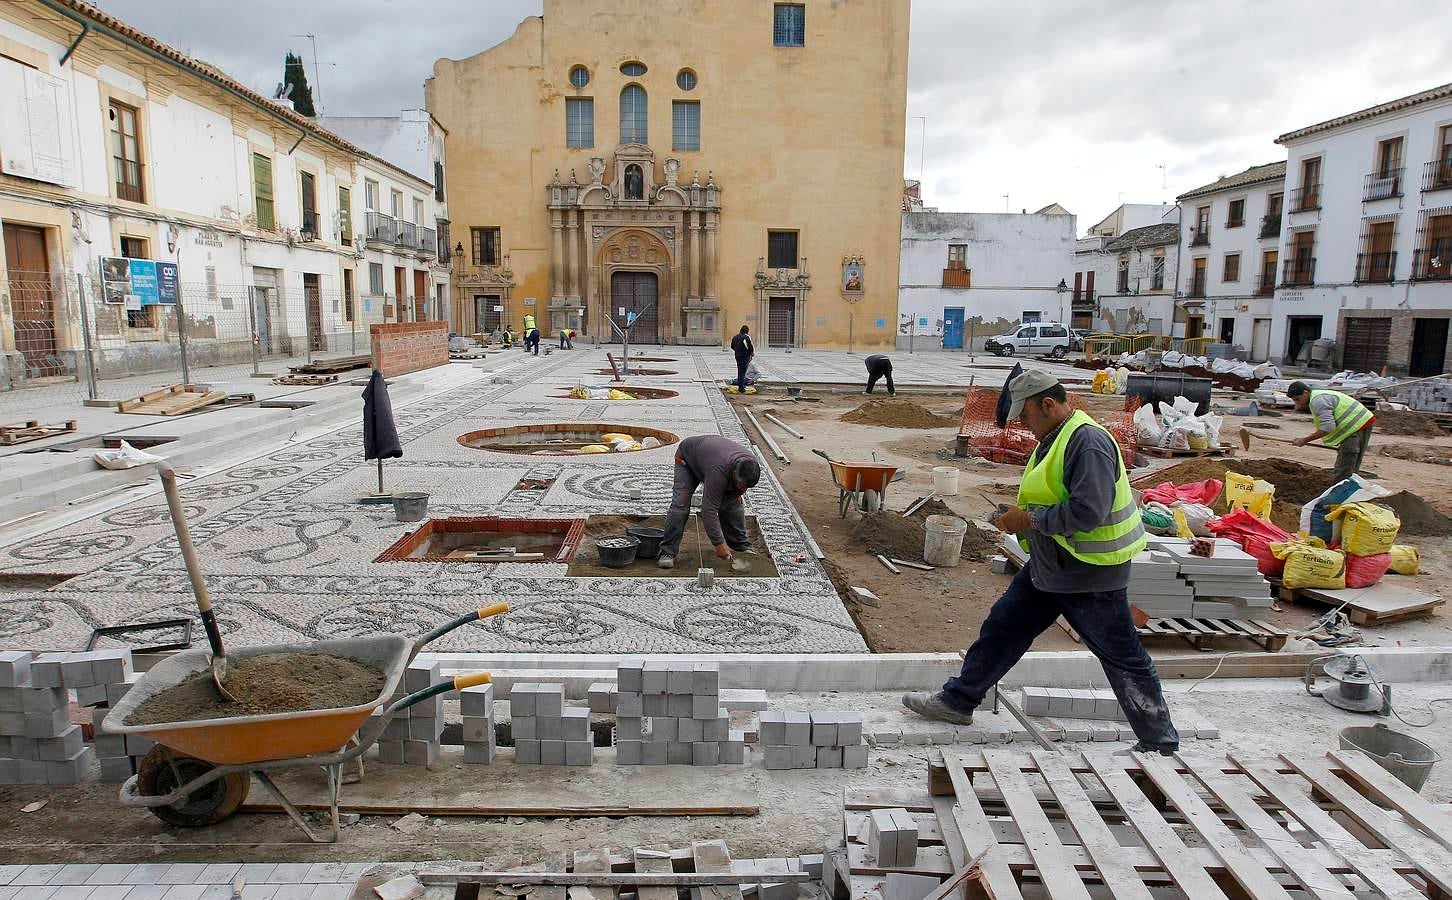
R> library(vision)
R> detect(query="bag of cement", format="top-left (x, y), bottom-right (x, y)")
top-left (94, 440), bottom-right (165, 470)
top-left (1253, 362), bottom-right (1282, 379)
top-left (579, 444), bottom-right (610, 454)
top-left (1225, 471), bottom-right (1275, 520)
top-left (1163, 417), bottom-right (1205, 450)
top-left (1177, 502), bottom-right (1216, 537)
top-left (612, 441), bottom-right (644, 452)
top-left (745, 361), bottom-right (761, 383)
top-left (640, 436), bottom-right (662, 449)
top-left (1300, 475), bottom-right (1390, 542)
top-left (607, 389), bottom-right (636, 400)
top-left (1133, 404), bottom-right (1162, 443)
top-left (1202, 413), bottom-right (1223, 448)
top-left (1326, 501), bottom-right (1400, 556)
top-left (1271, 541), bottom-right (1346, 590)
top-left (1388, 545), bottom-right (1420, 575)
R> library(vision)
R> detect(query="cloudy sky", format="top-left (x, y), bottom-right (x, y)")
top-left (97, 0), bottom-right (1451, 231)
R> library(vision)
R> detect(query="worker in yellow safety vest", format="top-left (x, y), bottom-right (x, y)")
top-left (901, 369), bottom-right (1180, 754)
top-left (1286, 381), bottom-right (1374, 485)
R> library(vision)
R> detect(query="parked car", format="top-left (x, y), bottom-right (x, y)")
top-left (984, 322), bottom-right (1074, 358)
top-left (1070, 328), bottom-right (1092, 350)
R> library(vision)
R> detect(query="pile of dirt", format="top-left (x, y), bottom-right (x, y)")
top-left (1374, 491), bottom-right (1452, 536)
top-left (1378, 443), bottom-right (1452, 466)
top-left (1372, 409), bottom-right (1446, 437)
top-left (850, 505), bottom-right (998, 562)
top-left (841, 399), bottom-right (958, 429)
top-left (126, 653), bottom-right (386, 725)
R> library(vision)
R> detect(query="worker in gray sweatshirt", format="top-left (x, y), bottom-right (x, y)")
top-left (657, 435), bottom-right (761, 569)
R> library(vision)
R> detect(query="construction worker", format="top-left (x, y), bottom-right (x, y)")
top-left (730, 325), bottom-right (754, 392)
top-left (901, 370), bottom-right (1180, 755)
top-left (864, 354), bottom-right (895, 395)
top-left (501, 328), bottom-right (514, 348)
top-left (1287, 381), bottom-right (1374, 484)
top-left (559, 327), bottom-right (576, 349)
top-left (525, 326), bottom-right (542, 355)
top-left (657, 435), bottom-right (761, 570)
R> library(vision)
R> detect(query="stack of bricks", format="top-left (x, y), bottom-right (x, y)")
top-left (0, 650), bottom-right (129, 785)
top-left (91, 670), bottom-right (151, 783)
top-left (375, 660), bottom-right (444, 767)
top-left (511, 683), bottom-right (593, 766)
top-left (460, 683), bottom-right (496, 765)
top-left (865, 808), bottom-right (919, 868)
top-left (614, 660), bottom-right (745, 766)
top-left (1403, 377), bottom-right (1452, 413)
top-left (370, 321), bottom-right (449, 378)
top-left (758, 710), bottom-right (867, 770)
top-left (1019, 687), bottom-right (1124, 720)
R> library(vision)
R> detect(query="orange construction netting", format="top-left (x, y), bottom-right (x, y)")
top-left (958, 388), bottom-right (1140, 465)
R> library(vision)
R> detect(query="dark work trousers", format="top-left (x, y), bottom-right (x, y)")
top-left (1331, 425), bottom-right (1372, 483)
top-left (940, 565), bottom-right (1180, 750)
top-left (658, 459), bottom-right (751, 560)
top-left (865, 359), bottom-right (895, 394)
top-left (735, 356), bottom-right (751, 390)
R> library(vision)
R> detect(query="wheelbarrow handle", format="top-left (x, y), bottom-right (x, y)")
top-left (811, 448), bottom-right (832, 461)
top-left (412, 602), bottom-right (510, 656)
top-left (386, 672), bottom-right (492, 717)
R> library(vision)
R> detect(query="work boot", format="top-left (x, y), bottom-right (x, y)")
top-left (900, 691), bottom-right (974, 725)
top-left (657, 556), bottom-right (675, 569)
top-left (1116, 741), bottom-right (1176, 757)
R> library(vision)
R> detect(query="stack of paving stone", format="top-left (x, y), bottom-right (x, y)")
top-left (0, 650), bottom-right (119, 785)
top-left (614, 660), bottom-right (745, 766)
top-left (92, 672), bottom-right (150, 783)
top-left (375, 660), bottom-right (445, 767)
top-left (460, 683), bottom-right (496, 764)
top-left (758, 710), bottom-right (867, 770)
top-left (1148, 537), bottom-right (1274, 618)
top-left (1127, 550), bottom-right (1196, 617)
top-left (511, 683), bottom-right (593, 766)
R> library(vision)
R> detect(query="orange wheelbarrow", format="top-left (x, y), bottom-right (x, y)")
top-left (102, 602), bottom-right (508, 842)
top-left (812, 449), bottom-right (899, 517)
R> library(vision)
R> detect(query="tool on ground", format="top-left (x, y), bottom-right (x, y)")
top-left (903, 492), bottom-right (936, 517)
top-left (995, 685), bottom-right (1057, 751)
top-left (876, 555), bottom-right (900, 574)
top-left (159, 463), bottom-right (235, 703)
top-left (1238, 426), bottom-right (1335, 453)
top-left (694, 514), bottom-right (714, 587)
top-left (1305, 654), bottom-right (1392, 715)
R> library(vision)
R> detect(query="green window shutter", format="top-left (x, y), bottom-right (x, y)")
top-left (338, 187), bottom-right (352, 241)
top-left (253, 154), bottom-right (274, 231)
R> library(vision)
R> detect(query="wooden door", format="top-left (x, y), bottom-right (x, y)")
top-left (303, 273), bottom-right (324, 351)
top-left (3, 224), bottom-right (59, 376)
top-left (393, 267), bottom-right (406, 320)
top-left (1342, 318), bottom-right (1390, 373)
top-left (1251, 319), bottom-right (1271, 361)
top-left (1365, 221), bottom-right (1395, 281)
top-left (413, 270), bottom-right (428, 321)
top-left (609, 271), bottom-right (659, 343)
top-left (767, 297), bottom-right (796, 348)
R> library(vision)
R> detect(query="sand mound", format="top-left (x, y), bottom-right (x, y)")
top-left (1374, 491), bottom-right (1452, 536)
top-left (1373, 409), bottom-right (1446, 437)
top-left (1378, 443), bottom-right (1452, 466)
top-left (127, 653), bottom-right (385, 725)
top-left (841, 399), bottom-right (957, 429)
top-left (850, 503), bottom-right (998, 562)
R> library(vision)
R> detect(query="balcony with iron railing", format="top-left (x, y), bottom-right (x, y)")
top-left (1423, 159), bottom-right (1452, 193)
top-left (417, 226), bottom-right (438, 258)
top-left (1282, 257), bottom-right (1316, 287)
top-left (298, 210), bottom-right (319, 241)
top-left (1254, 270), bottom-right (1276, 297)
top-left (1364, 168), bottom-right (1404, 201)
top-left (1259, 214), bottom-right (1282, 239)
top-left (1186, 275), bottom-right (1206, 298)
top-left (366, 211), bottom-right (396, 245)
top-left (1354, 251), bottom-right (1397, 283)
top-left (941, 268), bottom-right (972, 288)
top-left (1291, 184), bottom-right (1321, 213)
top-left (395, 220), bottom-right (418, 249)
top-left (1412, 247), bottom-right (1452, 280)
top-left (1189, 228), bottom-right (1210, 247)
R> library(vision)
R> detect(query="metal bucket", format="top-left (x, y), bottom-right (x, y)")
top-left (1339, 723), bottom-right (1441, 792)
top-left (392, 492), bottom-right (430, 522)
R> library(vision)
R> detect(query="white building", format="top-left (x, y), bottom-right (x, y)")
top-left (898, 208), bottom-right (1076, 351)
top-left (1272, 82), bottom-right (1452, 373)
top-left (1092, 223), bottom-right (1180, 336)
top-left (1071, 203), bottom-right (1174, 330)
top-left (1175, 162), bottom-right (1286, 360)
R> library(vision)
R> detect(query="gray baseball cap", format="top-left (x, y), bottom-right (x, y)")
top-left (1006, 369), bottom-right (1061, 420)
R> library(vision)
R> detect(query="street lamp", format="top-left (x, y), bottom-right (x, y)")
top-left (1056, 278), bottom-right (1068, 325)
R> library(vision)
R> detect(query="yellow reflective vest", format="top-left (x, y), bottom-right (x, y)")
top-left (1310, 389), bottom-right (1373, 447)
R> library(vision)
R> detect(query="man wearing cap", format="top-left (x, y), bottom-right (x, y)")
top-left (657, 435), bottom-right (762, 570)
top-left (901, 369), bottom-right (1180, 755)
top-left (1286, 381), bottom-right (1374, 484)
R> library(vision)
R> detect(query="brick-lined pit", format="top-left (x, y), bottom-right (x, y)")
top-left (370, 321), bottom-right (449, 377)
top-left (458, 423), bottom-right (680, 455)
top-left (594, 368), bottom-right (676, 376)
top-left (554, 386), bottom-right (680, 400)
top-left (375, 516), bottom-right (587, 563)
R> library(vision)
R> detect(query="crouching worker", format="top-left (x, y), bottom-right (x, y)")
top-left (657, 435), bottom-right (760, 570)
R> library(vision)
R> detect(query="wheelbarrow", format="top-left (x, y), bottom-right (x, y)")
top-left (812, 449), bottom-right (899, 517)
top-left (102, 602), bottom-right (509, 842)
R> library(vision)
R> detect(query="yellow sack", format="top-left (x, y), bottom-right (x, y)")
top-left (601, 432), bottom-right (633, 443)
top-left (1271, 541), bottom-right (1346, 590)
top-left (612, 441), bottom-right (644, 452)
top-left (1225, 470), bottom-right (1275, 519)
top-left (579, 444), bottom-right (610, 454)
top-left (1325, 501), bottom-right (1400, 556)
top-left (1173, 507), bottom-right (1195, 539)
top-left (1091, 370), bottom-right (1113, 394)
top-left (1388, 544), bottom-right (1420, 575)
top-left (569, 385), bottom-right (590, 399)
top-left (607, 390), bottom-right (636, 400)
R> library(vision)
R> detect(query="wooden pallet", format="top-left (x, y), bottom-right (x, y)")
top-left (1138, 443), bottom-right (1235, 459)
top-left (273, 373), bottom-right (338, 386)
top-left (918, 748), bottom-right (1452, 899)
top-left (1139, 616), bottom-right (1288, 652)
top-left (1274, 577), bottom-right (1446, 626)
top-left (0, 419), bottom-right (77, 445)
top-left (117, 384), bottom-right (228, 416)
top-left (287, 354), bottom-right (371, 375)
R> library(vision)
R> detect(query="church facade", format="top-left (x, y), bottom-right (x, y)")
top-left (427, 0), bottom-right (909, 348)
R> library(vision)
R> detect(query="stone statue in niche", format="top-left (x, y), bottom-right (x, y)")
top-left (588, 157), bottom-right (606, 184)
top-left (664, 158), bottom-right (680, 185)
top-left (625, 164), bottom-right (644, 200)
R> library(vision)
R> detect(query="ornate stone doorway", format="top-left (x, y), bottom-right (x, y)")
top-left (609, 271), bottom-right (659, 343)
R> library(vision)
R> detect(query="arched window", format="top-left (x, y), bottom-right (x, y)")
top-left (624, 164), bottom-right (644, 200)
top-left (620, 84), bottom-right (648, 145)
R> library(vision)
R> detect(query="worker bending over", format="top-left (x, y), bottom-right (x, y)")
top-left (1286, 381), bottom-right (1374, 484)
top-left (902, 370), bottom-right (1180, 755)
top-left (657, 435), bottom-right (760, 570)
top-left (864, 354), bottom-right (895, 395)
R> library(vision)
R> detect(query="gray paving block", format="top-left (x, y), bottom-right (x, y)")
top-left (790, 744), bottom-right (817, 769)
top-left (884, 873), bottom-right (939, 900)
top-left (691, 741), bottom-right (719, 766)
top-left (616, 740), bottom-right (642, 765)
top-left (510, 714), bottom-right (537, 740)
top-left (835, 713), bottom-right (863, 746)
top-left (667, 693), bottom-right (693, 718)
top-left (815, 747), bottom-right (842, 769)
top-left (514, 739), bottom-right (541, 765)
top-left (564, 740), bottom-right (593, 766)
top-left (403, 660), bottom-right (440, 693)
top-left (666, 664), bottom-right (693, 694)
top-left (93, 733), bottom-right (129, 758)
top-left (615, 690), bottom-right (644, 718)
top-left (720, 738), bottom-right (745, 765)
top-left (374, 741), bottom-right (404, 765)
top-left (758, 711), bottom-right (786, 746)
top-left (676, 716), bottom-right (703, 743)
top-left (97, 756), bottom-right (134, 783)
top-left (762, 745), bottom-right (793, 770)
top-left (461, 715), bottom-right (493, 744)
top-left (25, 708), bottom-right (71, 739)
top-left (85, 650), bottom-right (133, 686)
top-left (809, 712), bottom-right (838, 747)
top-left (783, 711), bottom-right (811, 746)
top-left (407, 716), bottom-right (443, 741)
top-left (642, 692), bottom-right (668, 717)
top-left (640, 740), bottom-right (668, 765)
top-left (560, 707), bottom-right (591, 742)
top-left (406, 693), bottom-right (438, 718)
top-left (586, 683), bottom-right (615, 714)
top-left (463, 735), bottom-right (496, 765)
top-left (21, 687), bottom-right (67, 715)
top-left (691, 694), bottom-right (719, 719)
top-left (841, 742), bottom-right (868, 768)
top-left (46, 746), bottom-right (94, 784)
top-left (641, 660), bottom-right (669, 694)
top-left (402, 739), bottom-right (439, 766)
top-left (30, 653), bottom-right (69, 688)
top-left (0, 687), bottom-right (21, 713)
top-left (509, 683), bottom-right (536, 716)
top-left (37, 725), bottom-right (83, 761)
top-left (667, 741), bottom-right (693, 765)
top-left (703, 709), bottom-right (729, 742)
top-left (617, 659), bottom-right (644, 693)
top-left (0, 709), bottom-right (24, 734)
top-left (124, 733), bottom-right (153, 756)
top-left (651, 716), bottom-right (678, 743)
top-left (692, 662), bottom-right (719, 696)
top-left (540, 739), bottom-right (566, 766)
top-left (537, 715), bottom-right (562, 740)
top-left (460, 683), bottom-right (494, 717)
top-left (0, 650), bottom-right (31, 688)
top-left (74, 685), bottom-right (109, 708)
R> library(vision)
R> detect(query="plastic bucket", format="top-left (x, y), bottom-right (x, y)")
top-left (1339, 723), bottom-right (1441, 792)
top-left (931, 466), bottom-right (960, 497)
top-left (392, 492), bottom-right (430, 522)
top-left (596, 534), bottom-right (641, 568)
top-left (625, 525), bottom-right (666, 559)
top-left (923, 514), bottom-right (967, 567)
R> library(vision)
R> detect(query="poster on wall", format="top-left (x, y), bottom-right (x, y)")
top-left (100, 257), bottom-right (180, 306)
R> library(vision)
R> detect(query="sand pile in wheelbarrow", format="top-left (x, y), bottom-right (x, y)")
top-left (127, 653), bottom-right (386, 725)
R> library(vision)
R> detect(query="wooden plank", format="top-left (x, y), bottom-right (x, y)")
top-left (1326, 749), bottom-right (1452, 850)
top-left (1081, 752), bottom-right (1229, 899)
top-left (845, 810), bottom-right (944, 845)
top-left (847, 844), bottom-right (952, 877)
top-left (1280, 754), bottom-right (1452, 897)
top-left (1290, 581), bottom-right (1445, 625)
top-left (117, 383), bottom-right (184, 411)
top-left (1231, 755), bottom-right (1424, 900)
top-left (1180, 756), bottom-right (1355, 900)
top-left (420, 873), bottom-right (808, 887)
top-left (847, 788), bottom-right (936, 812)
top-left (941, 752), bottom-right (1024, 899)
top-left (692, 839), bottom-right (743, 900)
top-left (1029, 751), bottom-right (1154, 900)
top-left (932, 795), bottom-right (969, 870)
top-left (982, 750), bottom-right (1092, 900)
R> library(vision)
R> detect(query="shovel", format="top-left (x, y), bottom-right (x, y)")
top-left (1238, 427), bottom-right (1334, 454)
top-left (159, 464), bottom-right (236, 702)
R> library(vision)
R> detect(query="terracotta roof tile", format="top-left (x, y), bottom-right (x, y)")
top-left (1177, 162), bottom-right (1286, 201)
top-left (1104, 223), bottom-right (1179, 252)
top-left (1276, 82), bottom-right (1452, 144)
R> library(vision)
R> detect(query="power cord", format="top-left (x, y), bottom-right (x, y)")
top-left (1347, 652), bottom-right (1452, 729)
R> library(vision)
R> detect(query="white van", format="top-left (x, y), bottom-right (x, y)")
top-left (984, 322), bottom-right (1073, 358)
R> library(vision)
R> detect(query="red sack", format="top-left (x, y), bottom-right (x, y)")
top-left (1208, 508), bottom-right (1293, 576)
top-left (1140, 479), bottom-right (1224, 506)
top-left (1344, 552), bottom-right (1391, 589)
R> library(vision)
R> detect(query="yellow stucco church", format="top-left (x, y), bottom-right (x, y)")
top-left (427, 0), bottom-right (909, 349)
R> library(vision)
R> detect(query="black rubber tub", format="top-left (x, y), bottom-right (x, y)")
top-left (596, 535), bottom-right (641, 568)
top-left (625, 525), bottom-right (666, 559)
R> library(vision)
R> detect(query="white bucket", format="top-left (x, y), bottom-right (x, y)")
top-left (931, 466), bottom-right (960, 496)
top-left (923, 514), bottom-right (967, 567)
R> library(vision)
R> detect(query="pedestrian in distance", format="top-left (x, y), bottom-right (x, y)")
top-left (526, 327), bottom-right (541, 355)
top-left (1286, 381), bottom-right (1374, 485)
top-left (901, 369), bottom-right (1180, 755)
top-left (657, 435), bottom-right (760, 570)
top-left (864, 354), bottom-right (895, 395)
top-left (730, 325), bottom-right (754, 392)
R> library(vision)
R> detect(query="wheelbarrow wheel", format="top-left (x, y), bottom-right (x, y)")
top-left (860, 489), bottom-right (882, 513)
top-left (137, 747), bottom-right (250, 827)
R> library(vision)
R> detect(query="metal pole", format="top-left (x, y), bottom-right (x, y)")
top-left (246, 286), bottom-right (261, 376)
top-left (175, 283), bottom-right (192, 386)
top-left (76, 273), bottom-right (98, 400)
top-left (377, 457), bottom-right (384, 495)
top-left (847, 313), bottom-right (853, 355)
top-left (968, 320), bottom-right (975, 359)
top-left (304, 287), bottom-right (315, 365)
top-left (909, 317), bottom-right (915, 354)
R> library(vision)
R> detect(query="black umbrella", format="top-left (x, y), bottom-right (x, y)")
top-left (361, 369), bottom-right (402, 500)
top-left (995, 362), bottom-right (1024, 429)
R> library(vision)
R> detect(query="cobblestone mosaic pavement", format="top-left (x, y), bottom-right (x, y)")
top-left (0, 350), bottom-right (867, 653)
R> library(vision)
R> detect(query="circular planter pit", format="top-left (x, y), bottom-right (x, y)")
top-left (458, 423), bottom-right (680, 456)
top-left (555, 385), bottom-right (679, 400)
top-left (595, 368), bottom-right (676, 376)
top-left (620, 357), bottom-right (678, 362)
